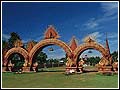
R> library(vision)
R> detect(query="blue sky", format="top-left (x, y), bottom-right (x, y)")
top-left (2, 2), bottom-right (118, 59)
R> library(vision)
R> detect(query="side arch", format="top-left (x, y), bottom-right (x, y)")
top-left (29, 39), bottom-right (72, 65)
top-left (4, 47), bottom-right (29, 66)
top-left (73, 42), bottom-right (109, 63)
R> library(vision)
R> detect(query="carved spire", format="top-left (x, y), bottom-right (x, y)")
top-left (105, 33), bottom-right (110, 55)
top-left (70, 36), bottom-right (78, 51)
top-left (27, 41), bottom-right (36, 53)
top-left (44, 25), bottom-right (60, 39)
top-left (84, 37), bottom-right (95, 43)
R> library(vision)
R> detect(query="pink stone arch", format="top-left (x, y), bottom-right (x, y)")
top-left (73, 42), bottom-right (109, 63)
top-left (4, 47), bottom-right (28, 66)
top-left (29, 39), bottom-right (72, 65)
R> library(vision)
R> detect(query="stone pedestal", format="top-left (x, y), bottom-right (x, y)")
top-left (32, 67), bottom-right (37, 72)
top-left (78, 67), bottom-right (84, 73)
top-left (2, 67), bottom-right (7, 72)
top-left (22, 67), bottom-right (30, 72)
top-left (98, 66), bottom-right (113, 73)
top-left (65, 67), bottom-right (77, 73)
top-left (8, 66), bottom-right (12, 72)
top-left (112, 62), bottom-right (118, 73)
top-left (113, 66), bottom-right (118, 74)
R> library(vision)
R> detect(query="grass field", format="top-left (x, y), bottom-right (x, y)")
top-left (2, 66), bottom-right (118, 88)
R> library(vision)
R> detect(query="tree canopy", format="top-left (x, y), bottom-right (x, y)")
top-left (8, 32), bottom-right (21, 48)
top-left (35, 51), bottom-right (47, 64)
top-left (111, 51), bottom-right (118, 62)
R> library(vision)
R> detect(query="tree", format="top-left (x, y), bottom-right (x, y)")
top-left (60, 57), bottom-right (67, 63)
top-left (111, 51), bottom-right (118, 62)
top-left (11, 53), bottom-right (24, 67)
top-left (8, 32), bottom-right (21, 48)
top-left (95, 56), bottom-right (100, 63)
top-left (2, 40), bottom-right (9, 49)
top-left (53, 59), bottom-right (59, 63)
top-left (35, 51), bottom-right (47, 64)
top-left (86, 56), bottom-right (100, 66)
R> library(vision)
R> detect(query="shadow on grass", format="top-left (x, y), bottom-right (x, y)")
top-left (37, 69), bottom-right (65, 72)
top-left (83, 70), bottom-right (98, 73)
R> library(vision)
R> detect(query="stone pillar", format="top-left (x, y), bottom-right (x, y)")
top-left (32, 62), bottom-right (38, 72)
top-left (98, 56), bottom-right (113, 74)
top-left (98, 65), bottom-right (113, 74)
top-left (22, 67), bottom-right (30, 72)
top-left (2, 58), bottom-right (7, 72)
top-left (65, 54), bottom-right (77, 74)
top-left (7, 60), bottom-right (14, 72)
top-left (22, 60), bottom-right (30, 72)
top-left (112, 62), bottom-right (118, 74)
top-left (2, 67), bottom-right (7, 72)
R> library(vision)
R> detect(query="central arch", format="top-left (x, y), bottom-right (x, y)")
top-left (73, 42), bottom-right (109, 64)
top-left (29, 39), bottom-right (72, 65)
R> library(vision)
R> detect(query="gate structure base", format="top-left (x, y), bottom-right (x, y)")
top-left (66, 67), bottom-right (77, 74)
top-left (98, 66), bottom-right (113, 74)
top-left (22, 67), bottom-right (30, 72)
top-left (65, 67), bottom-right (84, 74)
top-left (2, 67), bottom-right (7, 72)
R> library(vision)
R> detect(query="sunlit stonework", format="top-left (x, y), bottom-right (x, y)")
top-left (44, 25), bottom-right (60, 39)
top-left (2, 25), bottom-right (116, 73)
top-left (14, 39), bottom-right (23, 47)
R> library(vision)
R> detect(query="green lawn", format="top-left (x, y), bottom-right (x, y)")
top-left (2, 67), bottom-right (118, 88)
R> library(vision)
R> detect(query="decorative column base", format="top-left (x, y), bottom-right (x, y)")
top-left (8, 66), bottom-right (12, 72)
top-left (32, 67), bottom-right (37, 72)
top-left (78, 67), bottom-right (84, 73)
top-left (2, 67), bottom-right (7, 72)
top-left (113, 67), bottom-right (118, 74)
top-left (98, 66), bottom-right (113, 74)
top-left (65, 67), bottom-right (77, 74)
top-left (22, 67), bottom-right (30, 72)
top-left (112, 62), bottom-right (118, 74)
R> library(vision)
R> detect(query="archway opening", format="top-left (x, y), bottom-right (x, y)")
top-left (32, 44), bottom-right (67, 72)
top-left (7, 53), bottom-right (25, 72)
top-left (77, 48), bottom-right (102, 72)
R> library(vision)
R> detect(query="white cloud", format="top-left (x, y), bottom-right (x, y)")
top-left (107, 32), bottom-right (118, 39)
top-left (82, 32), bottom-right (103, 43)
top-left (101, 2), bottom-right (118, 17)
top-left (78, 2), bottom-right (118, 55)
top-left (109, 39), bottom-right (118, 53)
top-left (2, 33), bottom-right (10, 40)
top-left (82, 2), bottom-right (118, 31)
top-left (82, 18), bottom-right (101, 30)
top-left (109, 39), bottom-right (118, 45)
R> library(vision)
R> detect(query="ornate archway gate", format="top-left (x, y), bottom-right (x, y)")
top-left (2, 25), bottom-right (115, 73)
top-left (3, 47), bottom-right (29, 72)
top-left (72, 37), bottom-right (113, 73)
top-left (28, 39), bottom-right (73, 72)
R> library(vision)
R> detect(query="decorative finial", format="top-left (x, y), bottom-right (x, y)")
top-left (44, 25), bottom-right (60, 39)
top-left (70, 36), bottom-right (78, 51)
